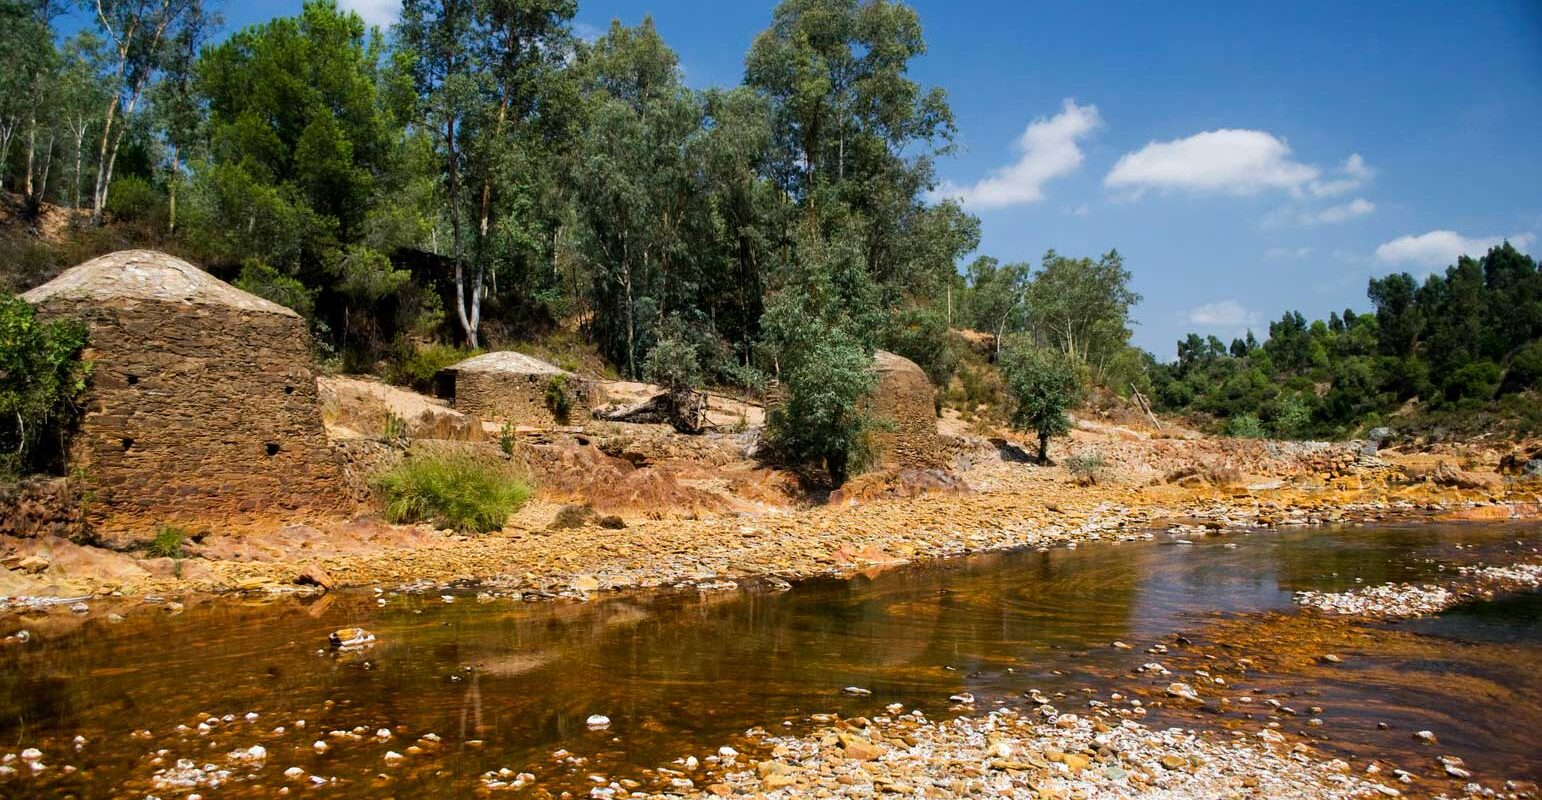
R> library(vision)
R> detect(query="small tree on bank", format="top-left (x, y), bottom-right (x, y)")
top-left (0, 296), bottom-right (90, 477)
top-left (999, 335), bottom-right (1082, 463)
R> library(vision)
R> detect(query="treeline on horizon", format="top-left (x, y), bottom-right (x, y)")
top-left (1150, 241), bottom-right (1542, 440)
top-left (1, 0), bottom-right (1539, 476)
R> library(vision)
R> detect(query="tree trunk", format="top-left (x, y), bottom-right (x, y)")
top-left (23, 115), bottom-right (36, 199)
top-left (167, 143), bottom-right (179, 233)
top-left (1037, 432), bottom-right (1050, 464)
top-left (71, 123), bottom-right (85, 209)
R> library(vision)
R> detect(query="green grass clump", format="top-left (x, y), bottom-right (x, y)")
top-left (147, 524), bottom-right (189, 558)
top-left (370, 455), bottom-right (530, 534)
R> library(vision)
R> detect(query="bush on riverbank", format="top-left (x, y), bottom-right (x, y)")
top-left (0, 296), bottom-right (90, 478)
top-left (370, 454), bottom-right (530, 533)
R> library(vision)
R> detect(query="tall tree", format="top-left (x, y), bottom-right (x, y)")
top-left (1026, 248), bottom-right (1141, 379)
top-left (87, 0), bottom-right (202, 224)
top-left (398, 0), bottom-right (573, 348)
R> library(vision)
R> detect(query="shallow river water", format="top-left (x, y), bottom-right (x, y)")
top-left (1, 522), bottom-right (1539, 798)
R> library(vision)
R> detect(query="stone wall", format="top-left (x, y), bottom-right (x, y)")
top-left (0, 476), bottom-right (89, 542)
top-left (33, 298), bottom-right (349, 535)
top-left (451, 370), bottom-right (596, 428)
top-left (865, 351), bottom-right (948, 470)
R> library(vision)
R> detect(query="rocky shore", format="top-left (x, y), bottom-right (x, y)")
top-left (661, 709), bottom-right (1405, 800)
top-left (1294, 561), bottom-right (1542, 618)
top-left (2, 449), bottom-right (1536, 612)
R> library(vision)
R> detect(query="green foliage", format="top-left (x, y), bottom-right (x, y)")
top-left (1154, 242), bottom-right (1541, 437)
top-left (234, 258), bottom-right (318, 318)
top-left (1025, 249), bottom-right (1141, 380)
top-left (499, 419), bottom-right (516, 456)
top-left (1226, 414), bottom-right (1266, 439)
top-left (104, 176), bottom-right (164, 222)
top-left (1442, 361), bottom-right (1502, 403)
top-left (544, 374), bottom-right (574, 423)
top-left (147, 524), bottom-right (190, 558)
top-left (386, 344), bottom-right (479, 393)
top-left (883, 304), bottom-right (957, 388)
top-left (643, 328), bottom-right (703, 395)
top-left (382, 411), bottom-right (409, 444)
top-left (763, 229), bottom-right (883, 485)
top-left (0, 297), bottom-right (90, 476)
top-left (998, 335), bottom-right (1082, 462)
top-left (370, 454), bottom-right (530, 533)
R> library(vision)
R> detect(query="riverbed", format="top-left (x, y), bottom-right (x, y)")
top-left (1, 522), bottom-right (1538, 798)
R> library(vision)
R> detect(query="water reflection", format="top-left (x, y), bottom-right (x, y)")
top-left (0, 522), bottom-right (1536, 797)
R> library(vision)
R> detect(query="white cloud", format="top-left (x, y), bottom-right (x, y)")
top-left (1304, 197), bottom-right (1375, 225)
top-left (339, 0), bottom-right (400, 27)
top-left (1375, 230), bottom-right (1536, 268)
top-left (933, 99), bottom-right (1100, 209)
top-left (1186, 300), bottom-right (1259, 328)
top-left (1105, 129), bottom-right (1321, 196)
top-left (1308, 153), bottom-right (1373, 198)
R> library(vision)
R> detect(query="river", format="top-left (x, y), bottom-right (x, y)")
top-left (1, 521), bottom-right (1538, 798)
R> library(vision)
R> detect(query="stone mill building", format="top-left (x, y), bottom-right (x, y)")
top-left (866, 350), bottom-right (947, 469)
top-left (21, 250), bottom-right (347, 531)
top-left (436, 351), bottom-right (597, 427)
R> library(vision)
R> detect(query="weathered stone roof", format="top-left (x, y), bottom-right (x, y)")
top-left (21, 249), bottom-right (299, 318)
top-left (448, 350), bottom-right (567, 376)
top-left (873, 349), bottom-right (926, 376)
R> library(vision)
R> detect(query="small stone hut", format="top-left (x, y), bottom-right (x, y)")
top-left (865, 350), bottom-right (947, 469)
top-left (437, 351), bottom-right (596, 427)
top-left (21, 250), bottom-right (347, 530)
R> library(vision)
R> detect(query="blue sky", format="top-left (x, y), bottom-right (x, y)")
top-left (113, 0), bottom-right (1542, 355)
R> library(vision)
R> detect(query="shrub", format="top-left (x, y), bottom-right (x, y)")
top-left (386, 343), bottom-right (479, 393)
top-left (544, 374), bottom-right (574, 423)
top-left (0, 296), bottom-right (90, 477)
top-left (765, 330), bottom-right (877, 486)
top-left (998, 335), bottom-right (1082, 462)
top-left (1065, 451), bottom-right (1107, 485)
top-left (499, 419), bottom-right (516, 456)
top-left (1502, 342), bottom-right (1542, 394)
top-left (1441, 361), bottom-right (1502, 404)
top-left (1226, 414), bottom-right (1266, 439)
top-left (370, 454), bottom-right (530, 533)
top-left (234, 258), bottom-right (317, 319)
top-left (147, 524), bottom-right (190, 558)
top-left (643, 332), bottom-right (702, 396)
top-left (104, 175), bottom-right (164, 223)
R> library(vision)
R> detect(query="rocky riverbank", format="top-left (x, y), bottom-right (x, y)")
top-left (2, 449), bottom-right (1537, 612)
top-left (639, 707), bottom-right (1474, 800)
top-left (1293, 561), bottom-right (1542, 618)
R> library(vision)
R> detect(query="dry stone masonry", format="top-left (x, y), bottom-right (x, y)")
top-left (866, 350), bottom-right (947, 469)
top-left (21, 250), bottom-right (348, 536)
top-left (438, 351), bottom-right (597, 428)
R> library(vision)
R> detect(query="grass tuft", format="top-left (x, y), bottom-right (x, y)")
top-left (147, 524), bottom-right (189, 558)
top-left (370, 454), bottom-right (530, 534)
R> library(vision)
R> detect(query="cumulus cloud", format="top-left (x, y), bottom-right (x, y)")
top-left (1375, 230), bottom-right (1535, 268)
top-left (1105, 129), bottom-right (1322, 196)
top-left (1308, 154), bottom-right (1373, 198)
top-left (339, 0), bottom-right (400, 27)
top-left (932, 99), bottom-right (1100, 209)
top-left (1186, 300), bottom-right (1259, 328)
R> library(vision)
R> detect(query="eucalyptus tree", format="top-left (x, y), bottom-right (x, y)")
top-left (570, 18), bottom-right (706, 377)
top-left (56, 33), bottom-right (110, 209)
top-left (1025, 248), bottom-right (1141, 379)
top-left (86, 0), bottom-right (204, 224)
top-left (397, 0), bottom-right (575, 348)
top-left (0, 1), bottom-right (56, 198)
